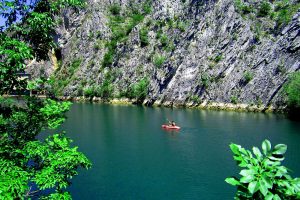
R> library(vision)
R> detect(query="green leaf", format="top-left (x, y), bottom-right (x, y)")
top-left (225, 177), bottom-right (240, 186)
top-left (240, 169), bottom-right (254, 177)
top-left (248, 181), bottom-right (260, 194)
top-left (273, 194), bottom-right (281, 200)
top-left (230, 143), bottom-right (241, 155)
top-left (259, 179), bottom-right (269, 196)
top-left (275, 166), bottom-right (288, 177)
top-left (262, 139), bottom-right (271, 155)
top-left (253, 147), bottom-right (262, 159)
top-left (265, 192), bottom-right (274, 200)
top-left (273, 144), bottom-right (287, 155)
top-left (240, 175), bottom-right (255, 183)
top-left (262, 175), bottom-right (273, 189)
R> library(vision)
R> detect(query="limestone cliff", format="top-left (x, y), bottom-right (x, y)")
top-left (29, 0), bottom-right (300, 109)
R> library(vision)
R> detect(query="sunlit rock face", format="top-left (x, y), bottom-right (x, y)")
top-left (31, 0), bottom-right (300, 108)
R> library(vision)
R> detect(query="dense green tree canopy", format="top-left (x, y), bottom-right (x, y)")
top-left (285, 72), bottom-right (300, 109)
top-left (0, 0), bottom-right (91, 199)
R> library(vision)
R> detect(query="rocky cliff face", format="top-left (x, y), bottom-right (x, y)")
top-left (29, 0), bottom-right (300, 109)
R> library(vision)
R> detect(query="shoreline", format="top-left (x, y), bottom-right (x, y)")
top-left (57, 96), bottom-right (286, 113)
top-left (2, 95), bottom-right (285, 113)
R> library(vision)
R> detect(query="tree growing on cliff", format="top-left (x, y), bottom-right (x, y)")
top-left (0, 0), bottom-right (91, 199)
top-left (285, 72), bottom-right (300, 109)
top-left (284, 71), bottom-right (300, 119)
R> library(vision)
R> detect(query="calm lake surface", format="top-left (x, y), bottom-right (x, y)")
top-left (55, 103), bottom-right (300, 199)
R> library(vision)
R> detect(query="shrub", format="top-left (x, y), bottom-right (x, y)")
top-left (201, 73), bottom-right (210, 88)
top-left (214, 54), bottom-right (223, 63)
top-left (139, 27), bottom-right (149, 47)
top-left (225, 140), bottom-right (300, 199)
top-left (257, 1), bottom-right (272, 17)
top-left (143, 1), bottom-right (152, 14)
top-left (84, 87), bottom-right (95, 98)
top-left (69, 59), bottom-right (82, 75)
top-left (132, 13), bottom-right (144, 24)
top-left (189, 95), bottom-right (201, 104)
top-left (285, 72), bottom-right (300, 109)
top-left (153, 54), bottom-right (166, 68)
top-left (164, 41), bottom-right (175, 52)
top-left (102, 50), bottom-right (114, 68)
top-left (97, 78), bottom-right (114, 99)
top-left (156, 29), bottom-right (163, 39)
top-left (160, 34), bottom-right (168, 47)
top-left (243, 71), bottom-right (253, 83)
top-left (133, 78), bottom-right (149, 102)
top-left (275, 2), bottom-right (300, 28)
top-left (109, 4), bottom-right (121, 15)
top-left (177, 21), bottom-right (187, 32)
top-left (234, 0), bottom-right (252, 14)
top-left (230, 95), bottom-right (238, 104)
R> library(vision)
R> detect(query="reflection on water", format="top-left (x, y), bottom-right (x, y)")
top-left (56, 103), bottom-right (300, 200)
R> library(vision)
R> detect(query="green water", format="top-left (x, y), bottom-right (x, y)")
top-left (58, 103), bottom-right (300, 199)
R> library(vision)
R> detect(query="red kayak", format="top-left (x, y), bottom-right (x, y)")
top-left (162, 124), bottom-right (181, 130)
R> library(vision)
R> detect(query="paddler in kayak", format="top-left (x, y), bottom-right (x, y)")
top-left (168, 120), bottom-right (176, 127)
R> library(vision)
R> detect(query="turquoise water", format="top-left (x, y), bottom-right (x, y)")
top-left (58, 103), bottom-right (300, 199)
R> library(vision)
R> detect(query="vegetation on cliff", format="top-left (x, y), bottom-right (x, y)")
top-left (42, 0), bottom-right (299, 110)
top-left (285, 71), bottom-right (300, 118)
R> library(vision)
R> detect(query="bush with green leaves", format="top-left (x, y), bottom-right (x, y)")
top-left (225, 140), bottom-right (300, 199)
top-left (243, 71), bottom-right (254, 84)
top-left (84, 86), bottom-right (95, 98)
top-left (153, 54), bottom-right (166, 68)
top-left (0, 0), bottom-right (91, 198)
top-left (201, 73), bottom-right (210, 88)
top-left (177, 21), bottom-right (187, 32)
top-left (234, 0), bottom-right (253, 15)
top-left (257, 1), bottom-right (272, 17)
top-left (188, 95), bottom-right (201, 104)
top-left (132, 78), bottom-right (149, 102)
top-left (230, 95), bottom-right (238, 104)
top-left (103, 2), bottom-right (152, 68)
top-left (109, 4), bottom-right (121, 15)
top-left (234, 0), bottom-right (300, 33)
top-left (97, 74), bottom-right (114, 99)
top-left (139, 27), bottom-right (149, 47)
top-left (160, 34), bottom-right (168, 47)
top-left (285, 72), bottom-right (300, 109)
top-left (274, 1), bottom-right (300, 28)
top-left (214, 54), bottom-right (223, 63)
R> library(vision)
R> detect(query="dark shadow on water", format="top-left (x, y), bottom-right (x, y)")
top-left (287, 107), bottom-right (300, 122)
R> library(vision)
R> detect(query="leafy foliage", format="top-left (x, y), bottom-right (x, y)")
top-left (285, 71), bottom-right (300, 109)
top-left (132, 78), bottom-right (149, 102)
top-left (49, 59), bottom-right (82, 96)
top-left (117, 78), bottom-right (149, 103)
top-left (139, 27), bottom-right (149, 47)
top-left (257, 1), bottom-right (272, 17)
top-left (153, 54), bottom-right (166, 68)
top-left (97, 76), bottom-right (114, 99)
top-left (103, 1), bottom-right (151, 68)
top-left (234, 0), bottom-right (300, 32)
top-left (109, 4), bottom-right (121, 15)
top-left (160, 34), bottom-right (168, 47)
top-left (225, 140), bottom-right (300, 199)
top-left (0, 36), bottom-right (33, 94)
top-left (243, 71), bottom-right (254, 84)
top-left (0, 0), bottom-right (91, 199)
top-left (230, 95), bottom-right (238, 104)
